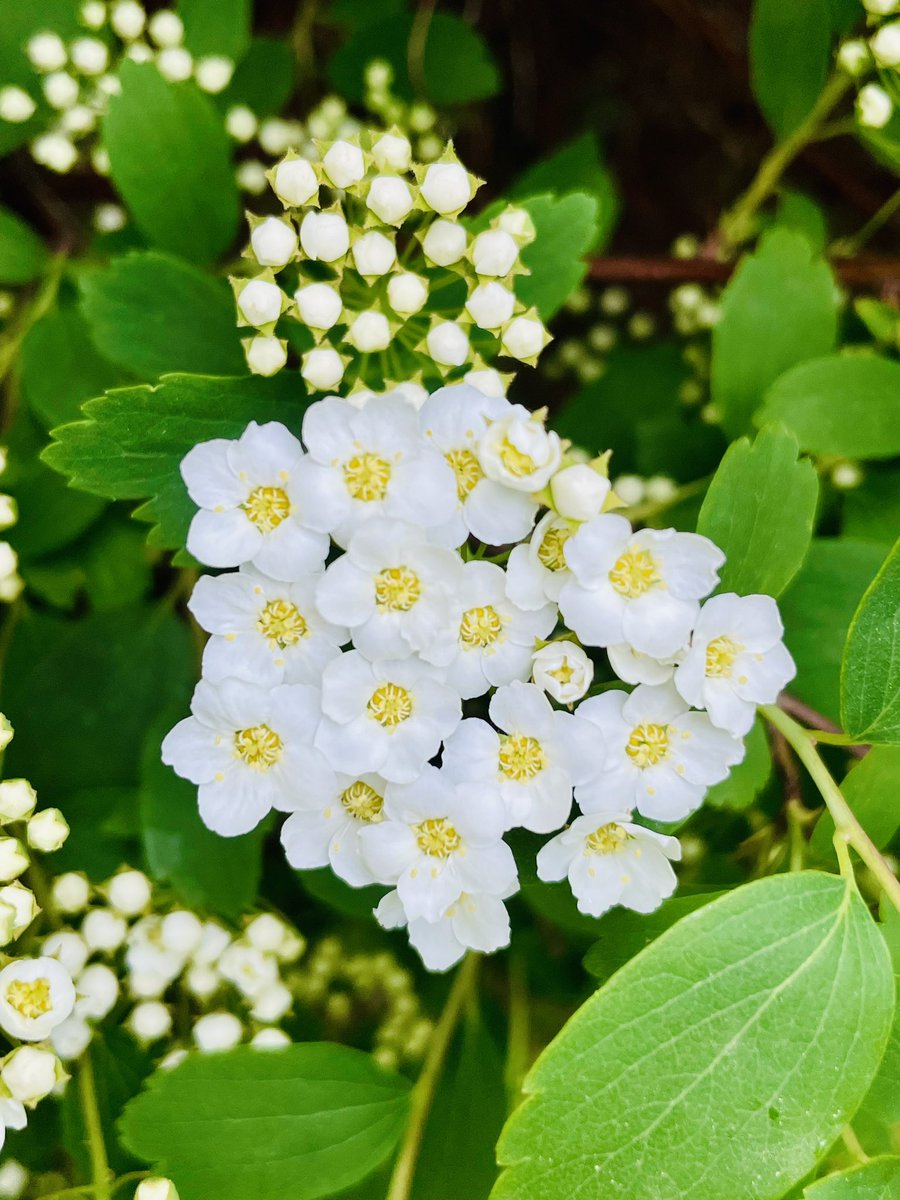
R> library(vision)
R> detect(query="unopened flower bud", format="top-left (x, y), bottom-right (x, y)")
top-left (871, 21), bottom-right (900, 67)
top-left (0, 1157), bottom-right (28, 1198)
top-left (236, 160), bottom-right (268, 196)
top-left (244, 335), bottom-right (287, 377)
top-left (294, 282), bottom-right (342, 330)
top-left (301, 347), bottom-right (345, 391)
top-left (387, 273), bottom-right (428, 316)
top-left (250, 217), bottom-right (298, 268)
top-left (251, 1026), bottom-right (291, 1049)
top-left (157, 47), bottom-right (193, 83)
top-left (0, 88), bottom-right (36, 124)
top-left (422, 220), bottom-right (467, 266)
top-left (244, 914), bottom-right (287, 953)
top-left (111, 2), bottom-right (147, 40)
top-left (42, 930), bottom-right (88, 976)
top-left (471, 229), bottom-right (518, 277)
top-left (347, 311), bottom-right (391, 353)
top-left (351, 230), bottom-right (396, 276)
top-left (272, 157), bottom-right (318, 206)
top-left (1, 1046), bottom-right (59, 1104)
top-left (465, 282), bottom-right (515, 330)
top-left (225, 105), bottom-right (257, 143)
top-left (322, 140), bottom-right (365, 189)
top-left (148, 10), bottom-right (184, 47)
top-left (195, 56), bottom-right (234, 94)
top-left (51, 872), bottom-right (90, 915)
top-left (426, 321), bottom-right (469, 367)
top-left (532, 642), bottom-right (594, 704)
top-left (0, 885), bottom-right (38, 939)
top-left (498, 207), bottom-right (536, 242)
top-left (0, 716), bottom-right (12, 751)
top-left (42, 72), bottom-right (80, 110)
top-left (193, 1011), bottom-right (242, 1052)
top-left (0, 839), bottom-right (28, 883)
top-left (128, 1000), bottom-right (173, 1042)
top-left (136, 1178), bottom-right (180, 1200)
top-left (857, 84), bottom-right (892, 128)
top-left (251, 981), bottom-right (292, 1023)
top-left (26, 808), bottom-right (69, 853)
top-left (420, 161), bottom-right (472, 214)
top-left (837, 39), bottom-right (870, 76)
top-left (299, 210), bottom-right (350, 262)
top-left (0, 780), bottom-right (36, 822)
top-left (161, 910), bottom-right (203, 956)
top-left (185, 963), bottom-right (219, 999)
top-left (371, 132), bottom-right (411, 172)
top-left (27, 33), bottom-right (68, 73)
top-left (501, 314), bottom-right (549, 362)
top-left (70, 37), bottom-right (108, 76)
top-left (832, 461), bottom-right (864, 490)
top-left (550, 463), bottom-right (611, 521)
top-left (366, 175), bottom-right (414, 224)
top-left (464, 367), bottom-right (507, 397)
top-left (76, 963), bottom-right (119, 1019)
top-left (51, 1014), bottom-right (92, 1061)
top-left (82, 908), bottom-right (127, 953)
top-left (236, 279), bottom-right (284, 328)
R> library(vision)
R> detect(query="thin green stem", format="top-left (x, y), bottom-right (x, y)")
top-left (831, 186), bottom-right (900, 257)
top-left (78, 1049), bottom-right (112, 1200)
top-left (623, 476), bottom-right (710, 526)
top-left (504, 953), bottom-right (530, 1110)
top-left (0, 254), bottom-right (66, 392)
top-left (385, 953), bottom-right (479, 1200)
top-left (720, 72), bottom-right (852, 249)
top-left (762, 705), bottom-right (900, 913)
top-left (786, 798), bottom-right (808, 873)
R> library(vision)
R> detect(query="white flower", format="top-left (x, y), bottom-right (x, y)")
top-left (244, 335), bottom-right (287, 377)
top-left (673, 593), bottom-right (795, 736)
top-left (505, 512), bottom-right (575, 610)
top-left (607, 642), bottom-right (680, 686)
top-left (366, 175), bottom-right (414, 224)
top-left (858, 84), bottom-right (892, 128)
top-left (537, 810), bottom-right (680, 917)
top-left (160, 911), bottom-right (203, 956)
top-left (550, 464), bottom-right (611, 522)
top-left (575, 683), bottom-right (744, 822)
top-left (27, 33), bottom-right (67, 72)
top-left (0, 885), bottom-right (37, 942)
top-left (125, 917), bottom-right (184, 997)
top-left (422, 220), bottom-right (467, 267)
top-left (299, 210), bottom-right (350, 262)
top-left (250, 217), bottom-right (298, 268)
top-left (107, 870), bottom-right (151, 917)
top-left (443, 682), bottom-right (598, 833)
top-left (871, 21), bottom-right (900, 66)
top-left (420, 162), bottom-right (473, 214)
top-left (442, 562), bottom-right (555, 699)
top-left (315, 651), bottom-right (461, 784)
top-left (1, 1046), bottom-right (58, 1104)
top-left (148, 10), bottom-right (184, 47)
top-left (182, 421), bottom-right (328, 579)
top-left (347, 311), bottom-right (392, 352)
top-left (70, 37), bottom-right (108, 75)
top-left (26, 808), bottom-right (68, 853)
top-left (185, 964), bottom-right (218, 999)
top-left (296, 394), bottom-right (457, 547)
top-left (426, 321), bottom-right (469, 367)
top-left (157, 47), bottom-right (193, 82)
top-left (271, 157), bottom-right (318, 207)
top-left (193, 921), bottom-right (232, 966)
top-left (478, 406), bottom-right (562, 494)
top-left (316, 518), bottom-right (462, 664)
top-left (465, 282), bottom-right (515, 331)
top-left (322, 140), bottom-right (365, 188)
top-left (51, 1014), bottom-right (92, 1060)
top-left (195, 56), bottom-right (234, 94)
top-left (251, 1027), bottom-right (291, 1049)
top-left (387, 273), bottom-right (428, 316)
top-left (360, 766), bottom-right (514, 921)
top-left (351, 231), bottom-right (396, 277)
top-left (193, 1011), bottom-right (243, 1052)
top-left (0, 88), bottom-right (36, 124)
top-left (372, 132), bottom-right (411, 171)
top-left (375, 889), bottom-right (513, 971)
top-left (162, 678), bottom-right (331, 836)
top-left (236, 278), bottom-right (284, 328)
top-left (471, 229), bottom-right (518, 277)
top-left (560, 517), bottom-right (723, 658)
top-left (75, 963), bottom-right (119, 1020)
top-left (82, 909), bottom-right (127, 953)
top-left (419, 385), bottom-right (538, 548)
top-left (111, 2), bottom-right (147, 40)
top-left (0, 957), bottom-right (75, 1041)
top-left (41, 932), bottom-right (89, 978)
top-left (218, 943), bottom-right (278, 998)
top-left (294, 282), bottom-right (342, 330)
top-left (189, 566), bottom-right (346, 688)
top-left (281, 769), bottom-right (388, 887)
top-left (301, 347), bottom-right (345, 391)
top-left (128, 1001), bottom-right (173, 1043)
top-left (532, 642), bottom-right (593, 704)
top-left (0, 780), bottom-right (36, 823)
top-left (500, 315), bottom-right (549, 362)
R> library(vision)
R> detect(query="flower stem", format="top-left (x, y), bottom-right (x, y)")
top-left (78, 1049), bottom-right (112, 1200)
top-left (761, 704), bottom-right (900, 913)
top-left (385, 953), bottom-right (479, 1200)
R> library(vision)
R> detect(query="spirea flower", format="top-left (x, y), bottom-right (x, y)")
top-left (531, 641), bottom-right (594, 704)
top-left (505, 511), bottom-right (575, 609)
top-left (478, 406), bottom-right (562, 494)
top-left (281, 770), bottom-right (390, 887)
top-left (0, 957), bottom-right (75, 1041)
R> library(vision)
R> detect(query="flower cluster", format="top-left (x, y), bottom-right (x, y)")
top-left (163, 382), bottom-right (795, 970)
top-left (838, 0), bottom-right (900, 129)
top-left (232, 132), bottom-right (550, 393)
top-left (0, 4), bottom-right (235, 176)
top-left (0, 452), bottom-right (22, 606)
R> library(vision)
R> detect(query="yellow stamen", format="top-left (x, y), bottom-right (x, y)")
top-left (537, 524), bottom-right (572, 572)
top-left (499, 439), bottom-right (537, 478)
top-left (609, 548), bottom-right (660, 598)
top-left (584, 822), bottom-right (631, 855)
top-left (374, 566), bottom-right (422, 612)
top-left (459, 605), bottom-right (503, 649)
top-left (367, 683), bottom-right (413, 728)
top-left (446, 448), bottom-right (483, 501)
top-left (625, 722), bottom-right (670, 767)
top-left (340, 781), bottom-right (384, 823)
top-left (257, 599), bottom-right (308, 647)
top-left (498, 734), bottom-right (546, 781)
top-left (705, 635), bottom-right (743, 678)
top-left (344, 453), bottom-right (391, 502)
top-left (234, 724), bottom-right (283, 770)
top-left (242, 486), bottom-right (291, 532)
top-left (6, 977), bottom-right (52, 1020)
top-left (414, 817), bottom-right (460, 858)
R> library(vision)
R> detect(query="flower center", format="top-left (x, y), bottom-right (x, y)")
top-left (625, 722), bottom-right (670, 767)
top-left (705, 635), bottom-right (743, 678)
top-left (537, 524), bottom-right (572, 572)
top-left (234, 724), bottom-right (283, 770)
top-left (367, 683), bottom-right (413, 728)
top-left (340, 780), bottom-right (384, 823)
top-left (585, 822), bottom-right (631, 855)
top-left (414, 817), bottom-right (460, 858)
top-left (374, 566), bottom-right (422, 612)
top-left (499, 438), bottom-right (537, 478)
top-left (498, 734), bottom-right (546, 781)
top-left (242, 485), bottom-right (291, 532)
top-left (6, 977), bottom-right (52, 1020)
top-left (445, 448), bottom-right (483, 501)
top-left (609, 548), bottom-right (660, 598)
top-left (549, 656), bottom-right (578, 685)
top-left (344, 453), bottom-right (392, 502)
top-left (257, 599), bottom-right (309, 647)
top-left (459, 605), bottom-right (503, 649)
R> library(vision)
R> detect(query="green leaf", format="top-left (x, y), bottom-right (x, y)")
top-left (510, 132), bottom-right (620, 251)
top-left (43, 373), bottom-right (307, 554)
top-left (50, 786), bottom-right (140, 880)
top-left (697, 423), bottom-right (818, 597)
top-left (297, 868), bottom-right (387, 919)
top-left (776, 190), bottom-right (828, 254)
top-left (804, 1158), bottom-right (900, 1199)
top-left (810, 746), bottom-right (900, 862)
top-left (20, 306), bottom-right (125, 429)
top-left (180, 0), bottom-right (251, 60)
top-left (63, 1031), bottom-right (153, 1178)
top-left (780, 539), bottom-right (887, 723)
top-left (142, 713), bottom-right (263, 919)
top-left (760, 356), bottom-right (900, 461)
top-left (749, 0), bottom-right (832, 137)
top-left (514, 193), bottom-right (599, 321)
top-left (858, 908), bottom-right (900, 1132)
top-left (119, 1043), bottom-right (411, 1200)
top-left (79, 252), bottom-right (245, 378)
top-left (0, 206), bottom-right (47, 284)
top-left (841, 536), bottom-right (900, 744)
top-left (221, 37), bottom-right (295, 117)
top-left (104, 61), bottom-right (240, 264)
top-left (583, 890), bottom-right (726, 981)
top-left (705, 717), bottom-right (772, 810)
top-left (843, 466), bottom-right (900, 551)
top-left (711, 228), bottom-right (837, 439)
top-left (493, 873), bottom-right (895, 1200)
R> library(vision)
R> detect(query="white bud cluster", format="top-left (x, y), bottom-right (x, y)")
top-left (363, 59), bottom-right (444, 165)
top-left (835, 5), bottom-right (900, 130)
top-left (234, 132), bottom-right (550, 394)
top-left (0, 449), bottom-right (22, 605)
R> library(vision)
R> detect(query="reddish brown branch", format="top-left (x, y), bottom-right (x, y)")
top-left (587, 255), bottom-right (900, 289)
top-left (777, 693), bottom-right (868, 759)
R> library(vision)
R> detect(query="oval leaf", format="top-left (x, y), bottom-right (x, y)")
top-left (493, 873), bottom-right (894, 1200)
top-left (0, 206), bottom-right (47, 284)
top-left (841, 535), bottom-right (900, 744)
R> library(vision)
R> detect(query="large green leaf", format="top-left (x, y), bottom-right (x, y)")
top-left (42, 373), bottom-right (307, 554)
top-left (841, 536), bottom-right (900, 744)
top-left (514, 193), bottom-right (599, 321)
top-left (711, 229), bottom-right (836, 439)
top-left (810, 746), bottom-right (900, 862)
top-left (749, 0), bottom-right (832, 137)
top-left (760, 356), bottom-right (900, 460)
top-left (119, 1044), bottom-right (411, 1200)
top-left (20, 306), bottom-right (125, 429)
top-left (697, 423), bottom-right (818, 597)
top-left (582, 890), bottom-right (726, 981)
top-left (79, 252), bottom-right (245, 378)
top-left (180, 0), bottom-right (251, 60)
top-left (804, 1158), bottom-right (900, 1199)
top-left (0, 206), bottom-right (47, 284)
top-left (104, 61), bottom-right (240, 264)
top-left (492, 873), bottom-right (895, 1200)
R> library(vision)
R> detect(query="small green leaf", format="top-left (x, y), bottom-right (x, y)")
top-left (749, 0), bottom-right (832, 137)
top-left (697, 423), bottom-right (818, 597)
top-left (712, 228), bottom-right (837, 439)
top-left (20, 306), bottom-right (125, 429)
top-left (104, 61), bottom-right (240, 264)
top-left (810, 746), bottom-right (900, 862)
top-left (583, 890), bottom-right (726, 981)
top-left (761, 356), bottom-right (900, 461)
top-left (79, 252), bottom-right (245, 378)
top-left (43, 373), bottom-right (308, 554)
top-left (841, 535), bottom-right (900, 744)
top-left (180, 0), bottom-right (251, 60)
top-left (0, 206), bottom-right (47, 284)
top-left (704, 717), bottom-right (772, 810)
top-left (119, 1043), bottom-right (411, 1200)
top-left (514, 193), bottom-right (599, 321)
top-left (492, 873), bottom-right (895, 1200)
top-left (296, 868), bottom-right (386, 919)
top-left (776, 190), bottom-right (828, 254)
top-left (804, 1158), bottom-right (900, 1199)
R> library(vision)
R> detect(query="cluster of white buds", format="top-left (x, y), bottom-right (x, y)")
top-left (0, 451), bottom-right (22, 606)
top-left (42, 868), bottom-right (305, 1062)
top-left (837, 1), bottom-right (900, 129)
top-left (546, 285), bottom-right (662, 386)
top-left (232, 131), bottom-right (550, 394)
top-left (363, 60), bottom-right (445, 164)
top-left (162, 381), bottom-right (795, 970)
top-left (292, 937), bottom-right (431, 1070)
top-left (0, 5), bottom-right (235, 176)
